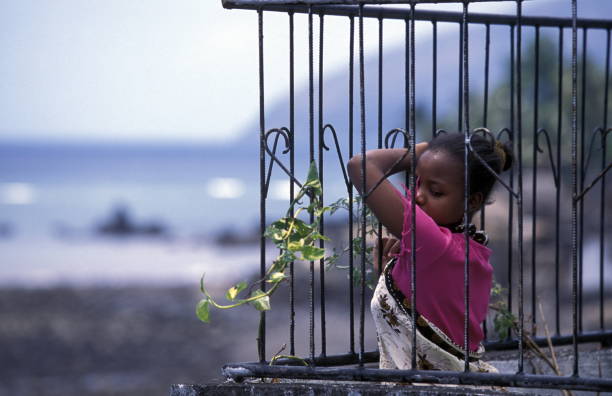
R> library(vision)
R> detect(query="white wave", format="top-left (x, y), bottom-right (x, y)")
top-left (206, 178), bottom-right (245, 199)
top-left (0, 182), bottom-right (36, 205)
top-left (270, 180), bottom-right (290, 201)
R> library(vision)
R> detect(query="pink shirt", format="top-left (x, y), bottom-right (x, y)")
top-left (391, 188), bottom-right (493, 352)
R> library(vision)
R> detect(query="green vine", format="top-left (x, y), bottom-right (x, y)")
top-left (325, 196), bottom-right (381, 290)
top-left (196, 161), bottom-right (330, 323)
top-left (489, 281), bottom-right (517, 340)
top-left (196, 161), bottom-right (389, 323)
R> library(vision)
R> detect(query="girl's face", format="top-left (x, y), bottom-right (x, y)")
top-left (414, 149), bottom-right (467, 227)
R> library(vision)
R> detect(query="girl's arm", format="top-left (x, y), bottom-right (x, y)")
top-left (347, 143), bottom-right (428, 239)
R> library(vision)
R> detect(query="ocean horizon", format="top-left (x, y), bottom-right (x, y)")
top-left (0, 141), bottom-right (348, 287)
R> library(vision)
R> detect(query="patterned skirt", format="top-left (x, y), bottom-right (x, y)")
top-left (370, 258), bottom-right (498, 373)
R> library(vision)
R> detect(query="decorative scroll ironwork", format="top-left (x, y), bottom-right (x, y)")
top-left (321, 124), bottom-right (350, 190)
top-left (383, 127), bottom-right (410, 149)
top-left (264, 127), bottom-right (303, 192)
top-left (575, 127), bottom-right (612, 202)
top-left (535, 128), bottom-right (559, 188)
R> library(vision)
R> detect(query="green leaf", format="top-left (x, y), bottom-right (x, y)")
top-left (250, 290), bottom-right (271, 311)
top-left (329, 197), bottom-right (349, 215)
top-left (310, 232), bottom-right (331, 241)
top-left (268, 272), bottom-right (287, 283)
top-left (264, 219), bottom-right (290, 241)
top-left (306, 160), bottom-right (318, 184)
top-left (226, 281), bottom-right (247, 301)
top-left (324, 253), bottom-right (340, 270)
top-left (304, 161), bottom-right (322, 196)
top-left (314, 206), bottom-right (332, 218)
top-left (493, 310), bottom-right (515, 340)
top-left (301, 245), bottom-right (325, 261)
top-left (289, 219), bottom-right (312, 240)
top-left (196, 299), bottom-right (211, 323)
top-left (279, 250), bottom-right (297, 263)
top-left (268, 259), bottom-right (286, 274)
top-left (287, 239), bottom-right (305, 251)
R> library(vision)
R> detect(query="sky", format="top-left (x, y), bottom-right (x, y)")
top-left (0, 0), bottom-right (586, 145)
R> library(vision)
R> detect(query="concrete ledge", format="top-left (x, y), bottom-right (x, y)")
top-left (170, 346), bottom-right (611, 395)
top-left (169, 382), bottom-right (517, 395)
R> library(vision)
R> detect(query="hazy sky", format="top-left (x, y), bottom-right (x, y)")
top-left (0, 0), bottom-right (583, 145)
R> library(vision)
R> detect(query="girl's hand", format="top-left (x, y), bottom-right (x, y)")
top-left (374, 237), bottom-right (401, 274)
top-left (347, 143), bottom-right (428, 239)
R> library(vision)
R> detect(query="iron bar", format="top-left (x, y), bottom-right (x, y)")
top-left (481, 21), bottom-right (490, 341)
top-left (308, 5), bottom-right (316, 363)
top-left (461, 0), bottom-right (471, 372)
top-left (602, 28), bottom-right (611, 331)
top-left (222, 364), bottom-right (612, 393)
top-left (483, 23), bottom-right (490, 129)
top-left (348, 15), bottom-right (356, 356)
top-left (224, 0), bottom-right (521, 5)
top-left (227, 328), bottom-right (612, 370)
top-left (507, 26), bottom-right (515, 324)
top-left (571, 0), bottom-right (579, 377)
top-left (288, 11), bottom-right (296, 357)
top-left (531, 25), bottom-right (539, 336)
top-left (377, 16), bottom-right (384, 277)
top-left (223, 2), bottom-right (612, 30)
top-left (257, 8), bottom-right (267, 363)
top-left (515, 0), bottom-right (525, 374)
top-left (458, 19), bottom-right (464, 133)
top-left (408, 1), bottom-right (418, 370)
top-left (432, 21), bottom-right (437, 138)
top-left (318, 12), bottom-right (327, 358)
top-left (555, 26), bottom-right (563, 337)
top-left (358, 3), bottom-right (366, 366)
top-left (578, 27), bottom-right (587, 333)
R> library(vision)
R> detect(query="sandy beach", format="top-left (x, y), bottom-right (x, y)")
top-left (0, 265), bottom-right (380, 396)
top-left (0, 285), bottom-right (236, 396)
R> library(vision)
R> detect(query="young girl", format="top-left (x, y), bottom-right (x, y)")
top-left (347, 132), bottom-right (513, 372)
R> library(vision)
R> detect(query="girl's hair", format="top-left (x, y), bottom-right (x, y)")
top-left (426, 132), bottom-right (514, 203)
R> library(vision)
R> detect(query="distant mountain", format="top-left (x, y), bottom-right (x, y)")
top-left (236, 0), bottom-right (612, 170)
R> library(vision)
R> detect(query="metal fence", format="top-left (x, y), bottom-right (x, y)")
top-left (219, 0), bottom-right (611, 392)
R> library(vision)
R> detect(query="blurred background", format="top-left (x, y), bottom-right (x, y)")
top-left (0, 1), bottom-right (610, 395)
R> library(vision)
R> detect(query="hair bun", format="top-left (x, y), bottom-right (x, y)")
top-left (494, 140), bottom-right (514, 172)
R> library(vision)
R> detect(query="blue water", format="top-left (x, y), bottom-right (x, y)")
top-left (0, 142), bottom-right (349, 239)
top-left (0, 142), bottom-right (263, 239)
top-left (0, 141), bottom-right (352, 286)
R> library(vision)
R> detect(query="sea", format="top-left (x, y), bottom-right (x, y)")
top-left (0, 141), bottom-right (347, 287)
